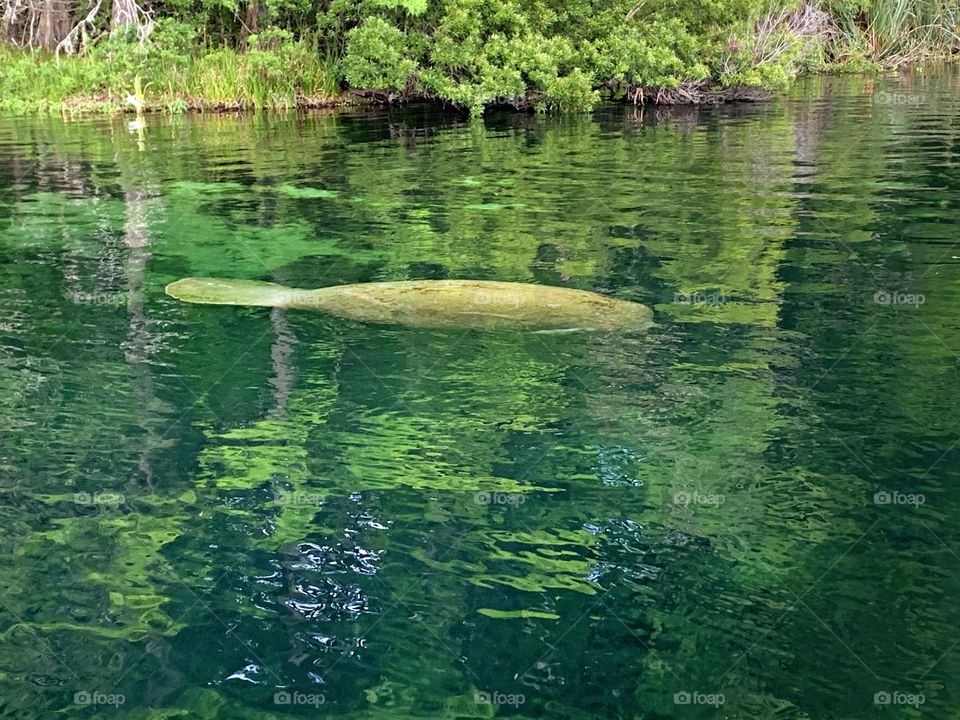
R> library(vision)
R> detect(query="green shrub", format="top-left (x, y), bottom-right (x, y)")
top-left (342, 17), bottom-right (419, 91)
top-left (542, 68), bottom-right (599, 112)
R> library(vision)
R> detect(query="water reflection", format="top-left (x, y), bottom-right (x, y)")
top-left (0, 71), bottom-right (959, 717)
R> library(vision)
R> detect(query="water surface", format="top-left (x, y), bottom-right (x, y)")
top-left (1, 72), bottom-right (959, 718)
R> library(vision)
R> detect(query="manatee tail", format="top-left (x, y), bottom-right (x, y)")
top-left (165, 277), bottom-right (297, 307)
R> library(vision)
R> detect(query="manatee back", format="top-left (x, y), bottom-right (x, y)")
top-left (166, 277), bottom-right (652, 332)
top-left (297, 280), bottom-right (651, 331)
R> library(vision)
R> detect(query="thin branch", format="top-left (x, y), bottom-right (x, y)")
top-left (56, 0), bottom-right (102, 57)
top-left (624, 0), bottom-right (645, 21)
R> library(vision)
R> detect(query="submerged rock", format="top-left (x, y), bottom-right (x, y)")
top-left (165, 278), bottom-right (652, 332)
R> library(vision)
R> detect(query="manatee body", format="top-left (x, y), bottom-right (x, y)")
top-left (165, 277), bottom-right (652, 332)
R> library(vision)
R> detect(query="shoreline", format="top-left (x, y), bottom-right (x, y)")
top-left (0, 80), bottom-right (812, 118)
top-left (56, 93), bottom-right (357, 117)
top-left (4, 55), bottom-right (956, 119)
top-left (2, 0), bottom-right (957, 117)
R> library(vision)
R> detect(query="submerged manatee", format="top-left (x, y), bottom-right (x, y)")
top-left (165, 278), bottom-right (652, 332)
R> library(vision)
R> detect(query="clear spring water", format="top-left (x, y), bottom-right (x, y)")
top-left (1, 72), bottom-right (958, 718)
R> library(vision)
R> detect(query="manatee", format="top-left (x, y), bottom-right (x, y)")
top-left (165, 278), bottom-right (652, 332)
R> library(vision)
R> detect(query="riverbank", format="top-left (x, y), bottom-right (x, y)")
top-left (1, 0), bottom-right (957, 116)
top-left (0, 41), bottom-right (348, 116)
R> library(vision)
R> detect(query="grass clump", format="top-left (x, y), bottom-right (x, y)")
top-left (0, 24), bottom-right (340, 115)
top-left (826, 0), bottom-right (960, 66)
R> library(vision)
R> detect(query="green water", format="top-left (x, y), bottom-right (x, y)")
top-left (1, 73), bottom-right (959, 719)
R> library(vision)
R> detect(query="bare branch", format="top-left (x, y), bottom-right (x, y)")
top-left (624, 0), bottom-right (645, 22)
top-left (55, 0), bottom-right (101, 56)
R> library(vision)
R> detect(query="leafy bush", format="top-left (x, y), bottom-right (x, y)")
top-left (323, 0), bottom-right (821, 110)
top-left (341, 17), bottom-right (419, 91)
top-left (542, 68), bottom-right (599, 112)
